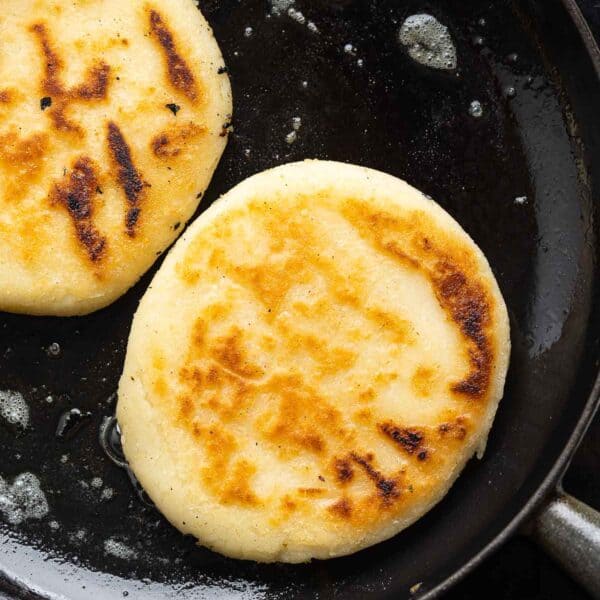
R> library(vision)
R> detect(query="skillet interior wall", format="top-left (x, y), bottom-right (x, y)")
top-left (0, 0), bottom-right (598, 598)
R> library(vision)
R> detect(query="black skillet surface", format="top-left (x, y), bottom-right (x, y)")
top-left (0, 0), bottom-right (598, 598)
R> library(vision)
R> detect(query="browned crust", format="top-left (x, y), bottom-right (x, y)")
top-left (334, 458), bottom-right (354, 483)
top-left (30, 23), bottom-right (111, 135)
top-left (343, 203), bottom-right (495, 400)
top-left (0, 131), bottom-right (49, 200)
top-left (349, 452), bottom-right (401, 505)
top-left (379, 422), bottom-right (425, 455)
top-left (209, 326), bottom-right (266, 379)
top-left (49, 157), bottom-right (106, 262)
top-left (434, 265), bottom-right (492, 398)
top-left (107, 122), bottom-right (148, 237)
top-left (151, 122), bottom-right (205, 158)
top-left (438, 417), bottom-right (468, 440)
top-left (328, 498), bottom-right (352, 519)
top-left (149, 9), bottom-right (198, 101)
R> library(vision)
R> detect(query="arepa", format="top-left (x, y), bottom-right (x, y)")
top-left (117, 160), bottom-right (510, 562)
top-left (0, 0), bottom-right (231, 315)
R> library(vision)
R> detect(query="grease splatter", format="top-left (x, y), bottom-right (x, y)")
top-left (0, 391), bottom-right (29, 429)
top-left (0, 473), bottom-right (49, 524)
top-left (399, 14), bottom-right (457, 70)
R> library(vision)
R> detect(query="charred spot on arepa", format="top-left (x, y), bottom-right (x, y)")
top-left (438, 416), bottom-right (469, 440)
top-left (30, 23), bottom-right (62, 95)
top-left (328, 498), bottom-right (353, 519)
top-left (343, 200), bottom-right (495, 402)
top-left (334, 458), bottom-right (354, 483)
top-left (434, 264), bottom-right (492, 399)
top-left (31, 23), bottom-right (111, 135)
top-left (107, 121), bottom-right (149, 237)
top-left (49, 157), bottom-right (106, 262)
top-left (378, 421), bottom-right (426, 457)
top-left (148, 8), bottom-right (198, 101)
top-left (349, 452), bottom-right (401, 505)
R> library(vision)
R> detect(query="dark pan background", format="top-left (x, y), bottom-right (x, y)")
top-left (0, 0), bottom-right (598, 598)
top-left (452, 1), bottom-right (600, 598)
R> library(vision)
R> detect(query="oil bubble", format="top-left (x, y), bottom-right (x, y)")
top-left (104, 538), bottom-right (138, 560)
top-left (0, 390), bottom-right (29, 429)
top-left (287, 7), bottom-right (306, 25)
top-left (468, 100), bottom-right (483, 118)
top-left (46, 342), bottom-right (62, 359)
top-left (269, 0), bottom-right (294, 16)
top-left (101, 487), bottom-right (115, 501)
top-left (399, 14), bottom-right (457, 71)
top-left (99, 416), bottom-right (128, 468)
top-left (0, 472), bottom-right (49, 525)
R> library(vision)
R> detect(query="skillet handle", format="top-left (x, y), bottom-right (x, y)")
top-left (531, 491), bottom-right (600, 597)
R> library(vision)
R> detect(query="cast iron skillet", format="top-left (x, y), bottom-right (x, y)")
top-left (0, 0), bottom-right (599, 598)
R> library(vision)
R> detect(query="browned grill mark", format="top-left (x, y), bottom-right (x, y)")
top-left (151, 122), bottom-right (205, 159)
top-left (152, 133), bottom-right (170, 157)
top-left (30, 23), bottom-right (111, 135)
top-left (438, 418), bottom-right (468, 440)
top-left (328, 498), bottom-right (352, 519)
top-left (31, 23), bottom-right (62, 95)
top-left (434, 265), bottom-right (492, 398)
top-left (350, 452), bottom-right (400, 504)
top-left (107, 122), bottom-right (148, 236)
top-left (149, 9), bottom-right (197, 101)
top-left (50, 157), bottom-right (106, 262)
top-left (379, 422), bottom-right (425, 455)
top-left (210, 327), bottom-right (265, 379)
top-left (334, 458), bottom-right (354, 483)
top-left (0, 90), bottom-right (12, 103)
top-left (344, 204), bottom-right (494, 401)
top-left (75, 63), bottom-right (111, 99)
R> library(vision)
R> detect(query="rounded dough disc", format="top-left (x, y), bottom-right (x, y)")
top-left (0, 0), bottom-right (231, 315)
top-left (118, 160), bottom-right (510, 563)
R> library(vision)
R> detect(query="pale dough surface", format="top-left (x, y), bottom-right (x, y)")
top-left (0, 0), bottom-right (231, 315)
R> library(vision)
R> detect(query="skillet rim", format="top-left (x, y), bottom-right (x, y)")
top-left (0, 0), bottom-right (598, 598)
top-left (415, 1), bottom-right (600, 596)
